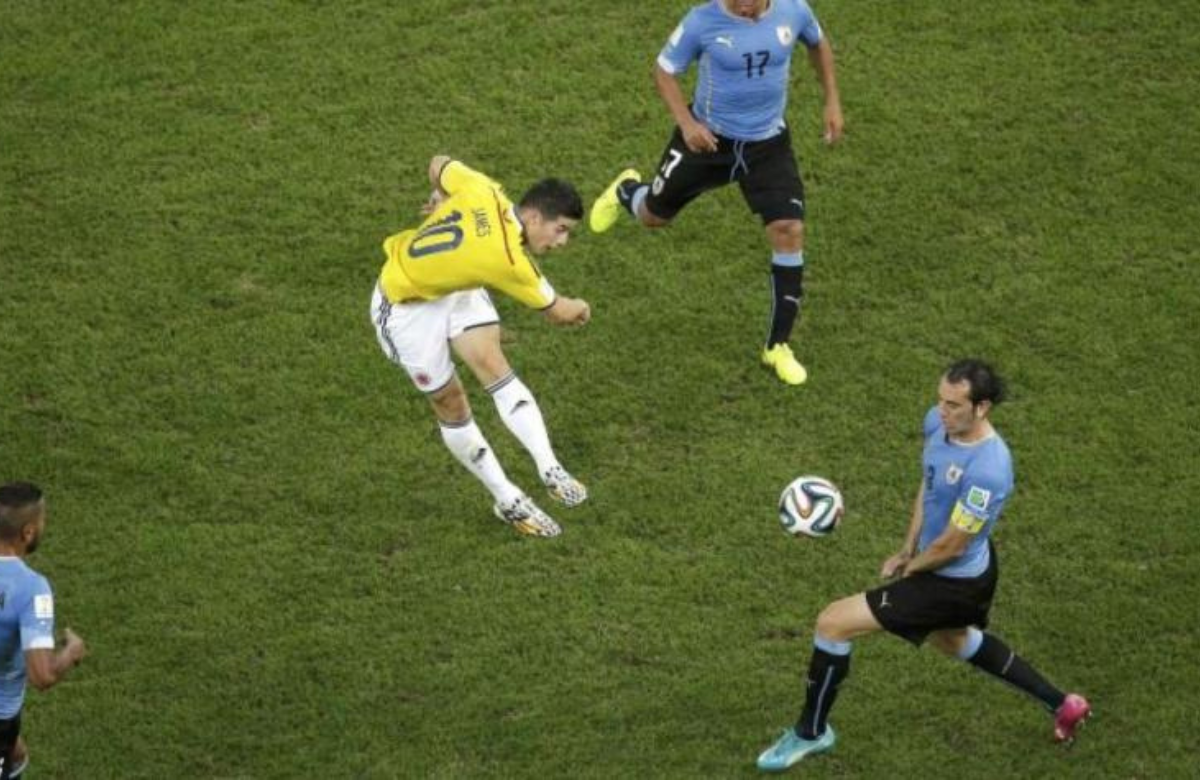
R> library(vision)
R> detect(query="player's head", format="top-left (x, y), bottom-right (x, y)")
top-left (724, 0), bottom-right (768, 19)
top-left (518, 178), bottom-right (584, 254)
top-left (938, 359), bottom-right (1006, 437)
top-left (0, 481), bottom-right (47, 555)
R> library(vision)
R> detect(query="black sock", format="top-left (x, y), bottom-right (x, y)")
top-left (615, 179), bottom-right (642, 214)
top-left (968, 633), bottom-right (1066, 711)
top-left (795, 646), bottom-right (850, 739)
top-left (767, 264), bottom-right (804, 347)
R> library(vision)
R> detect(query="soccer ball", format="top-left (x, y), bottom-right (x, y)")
top-left (778, 475), bottom-right (844, 537)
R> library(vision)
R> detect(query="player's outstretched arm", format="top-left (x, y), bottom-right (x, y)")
top-left (25, 627), bottom-right (86, 692)
top-left (806, 38), bottom-right (844, 144)
top-left (427, 155), bottom-right (453, 193)
top-left (902, 525), bottom-right (972, 577)
top-left (543, 297), bottom-right (590, 326)
top-left (653, 66), bottom-right (718, 153)
top-left (881, 482), bottom-right (925, 578)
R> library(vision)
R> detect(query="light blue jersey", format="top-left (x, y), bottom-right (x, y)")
top-left (657, 0), bottom-right (823, 141)
top-left (0, 558), bottom-right (56, 718)
top-left (919, 406), bottom-right (1014, 578)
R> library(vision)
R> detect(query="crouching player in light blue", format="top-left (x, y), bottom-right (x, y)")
top-left (757, 360), bottom-right (1091, 772)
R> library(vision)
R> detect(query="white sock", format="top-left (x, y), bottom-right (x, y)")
top-left (487, 373), bottom-right (559, 477)
top-left (438, 418), bottom-right (522, 505)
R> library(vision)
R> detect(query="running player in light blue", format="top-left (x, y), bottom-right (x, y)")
top-left (590, 0), bottom-right (844, 386)
top-left (757, 360), bottom-right (1092, 771)
top-left (0, 483), bottom-right (87, 779)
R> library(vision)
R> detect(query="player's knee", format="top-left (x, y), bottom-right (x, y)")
top-left (814, 602), bottom-right (847, 640)
top-left (475, 352), bottom-right (511, 384)
top-left (928, 629), bottom-right (967, 657)
top-left (767, 219), bottom-right (804, 250)
top-left (430, 383), bottom-right (470, 422)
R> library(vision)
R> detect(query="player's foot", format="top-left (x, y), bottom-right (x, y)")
top-left (492, 495), bottom-right (562, 538)
top-left (542, 465), bottom-right (588, 507)
top-left (1053, 693), bottom-right (1092, 744)
top-left (756, 725), bottom-right (835, 772)
top-left (589, 168), bottom-right (640, 233)
top-left (761, 343), bottom-right (808, 386)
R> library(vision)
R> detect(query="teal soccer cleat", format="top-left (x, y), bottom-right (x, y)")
top-left (756, 725), bottom-right (836, 772)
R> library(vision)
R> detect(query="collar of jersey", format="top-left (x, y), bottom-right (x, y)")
top-left (718, 1), bottom-right (774, 23)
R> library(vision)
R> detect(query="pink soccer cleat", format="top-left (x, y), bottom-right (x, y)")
top-left (1053, 694), bottom-right (1092, 743)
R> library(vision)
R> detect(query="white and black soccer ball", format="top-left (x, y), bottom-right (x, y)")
top-left (778, 475), bottom-right (844, 538)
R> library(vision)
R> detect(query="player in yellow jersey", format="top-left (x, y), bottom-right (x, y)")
top-left (370, 156), bottom-right (591, 538)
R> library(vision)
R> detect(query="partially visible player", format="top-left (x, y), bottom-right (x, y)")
top-left (371, 156), bottom-right (591, 538)
top-left (0, 483), bottom-right (87, 779)
top-left (590, 0), bottom-right (843, 386)
top-left (756, 360), bottom-right (1091, 771)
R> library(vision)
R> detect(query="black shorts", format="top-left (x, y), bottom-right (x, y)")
top-left (865, 546), bottom-right (999, 646)
top-left (0, 711), bottom-right (20, 780)
top-left (643, 125), bottom-right (806, 225)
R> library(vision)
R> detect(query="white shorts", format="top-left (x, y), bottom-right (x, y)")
top-left (370, 284), bottom-right (499, 392)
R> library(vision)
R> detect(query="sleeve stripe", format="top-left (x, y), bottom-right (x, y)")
top-left (435, 158), bottom-right (455, 192)
top-left (493, 192), bottom-right (519, 267)
top-left (656, 55), bottom-right (681, 75)
top-left (25, 636), bottom-right (55, 650)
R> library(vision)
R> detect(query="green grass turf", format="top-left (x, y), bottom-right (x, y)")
top-left (2, 0), bottom-right (1198, 776)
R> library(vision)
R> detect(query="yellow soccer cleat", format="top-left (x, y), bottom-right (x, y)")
top-left (762, 343), bottom-right (809, 386)
top-left (542, 465), bottom-right (588, 507)
top-left (589, 168), bottom-right (641, 233)
top-left (493, 495), bottom-right (562, 538)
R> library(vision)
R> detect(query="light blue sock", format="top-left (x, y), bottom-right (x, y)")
top-left (630, 185), bottom-right (649, 218)
top-left (771, 251), bottom-right (804, 268)
top-left (814, 632), bottom-right (852, 656)
top-left (956, 626), bottom-right (985, 660)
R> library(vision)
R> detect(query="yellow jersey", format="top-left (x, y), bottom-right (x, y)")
top-left (378, 161), bottom-right (557, 309)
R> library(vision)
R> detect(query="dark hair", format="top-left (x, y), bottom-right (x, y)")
top-left (0, 482), bottom-right (44, 541)
top-left (944, 358), bottom-right (1006, 406)
top-left (519, 178), bottom-right (584, 221)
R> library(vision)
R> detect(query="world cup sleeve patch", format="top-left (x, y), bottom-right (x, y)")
top-left (669, 24), bottom-right (683, 47)
top-left (966, 486), bottom-right (992, 513)
top-left (34, 594), bottom-right (54, 619)
top-left (951, 502), bottom-right (986, 534)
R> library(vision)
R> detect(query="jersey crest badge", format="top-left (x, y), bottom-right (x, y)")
top-left (966, 486), bottom-right (992, 512)
top-left (776, 25), bottom-right (794, 46)
top-left (945, 464), bottom-right (963, 485)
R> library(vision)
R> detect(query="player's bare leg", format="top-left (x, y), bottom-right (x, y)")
top-left (454, 327), bottom-right (587, 507)
top-left (429, 376), bottom-right (560, 537)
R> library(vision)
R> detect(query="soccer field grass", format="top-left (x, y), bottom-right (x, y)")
top-left (2, 1), bottom-right (1198, 777)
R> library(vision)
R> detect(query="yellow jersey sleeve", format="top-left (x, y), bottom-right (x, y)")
top-left (489, 243), bottom-right (557, 310)
top-left (438, 159), bottom-right (501, 197)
